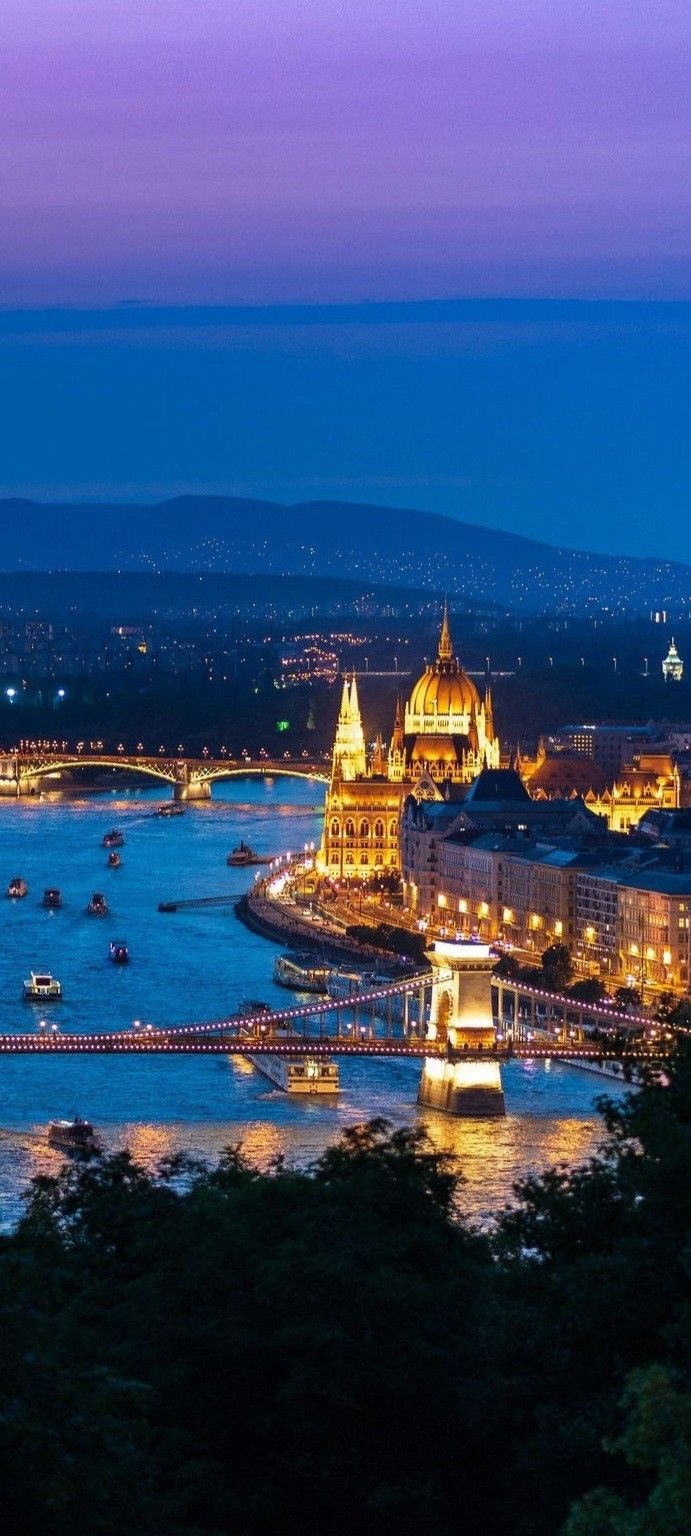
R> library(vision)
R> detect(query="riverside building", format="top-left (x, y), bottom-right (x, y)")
top-left (318, 604), bottom-right (499, 878)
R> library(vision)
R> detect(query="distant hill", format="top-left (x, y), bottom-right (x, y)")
top-left (0, 496), bottom-right (688, 614)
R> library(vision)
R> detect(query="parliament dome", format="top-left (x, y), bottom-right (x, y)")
top-left (406, 604), bottom-right (480, 724)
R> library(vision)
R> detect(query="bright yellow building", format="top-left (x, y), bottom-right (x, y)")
top-left (318, 605), bottom-right (500, 878)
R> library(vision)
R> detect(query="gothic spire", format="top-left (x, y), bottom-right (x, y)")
top-left (438, 598), bottom-right (453, 662)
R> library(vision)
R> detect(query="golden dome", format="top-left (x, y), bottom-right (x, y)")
top-left (407, 604), bottom-right (480, 720)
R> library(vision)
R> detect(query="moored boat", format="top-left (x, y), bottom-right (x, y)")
top-left (102, 829), bottom-right (124, 848)
top-left (48, 1116), bottom-right (100, 1156)
top-left (109, 939), bottom-right (129, 964)
top-left (87, 891), bottom-right (108, 916)
top-left (247, 1055), bottom-right (340, 1095)
top-left (273, 953), bottom-right (331, 993)
top-left (227, 842), bottom-right (271, 867)
top-left (7, 876), bottom-right (28, 898)
top-left (41, 887), bottom-right (62, 909)
top-left (24, 971), bottom-right (62, 1001)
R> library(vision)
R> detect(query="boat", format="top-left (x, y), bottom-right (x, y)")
top-left (6, 876), bottom-right (28, 898)
top-left (102, 829), bottom-right (124, 848)
top-left (23, 971), bottom-right (62, 1001)
top-left (109, 939), bottom-right (129, 964)
top-left (87, 892), bottom-right (108, 916)
top-left (41, 887), bottom-right (62, 909)
top-left (238, 999), bottom-right (272, 1019)
top-left (273, 954), bottom-right (331, 994)
top-left (227, 841), bottom-right (271, 867)
top-left (247, 1055), bottom-right (340, 1095)
top-left (48, 1116), bottom-right (100, 1156)
top-left (156, 803), bottom-right (184, 817)
top-left (107, 851), bottom-right (122, 868)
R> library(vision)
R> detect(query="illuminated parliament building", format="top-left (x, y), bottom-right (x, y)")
top-left (318, 605), bottom-right (499, 878)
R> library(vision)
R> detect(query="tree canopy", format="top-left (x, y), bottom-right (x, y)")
top-left (2, 1051), bottom-right (691, 1535)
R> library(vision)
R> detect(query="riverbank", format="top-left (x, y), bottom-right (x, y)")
top-left (235, 886), bottom-right (413, 973)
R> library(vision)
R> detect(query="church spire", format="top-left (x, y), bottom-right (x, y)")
top-left (338, 676), bottom-right (351, 721)
top-left (390, 694), bottom-right (404, 754)
top-left (438, 598), bottom-right (453, 662)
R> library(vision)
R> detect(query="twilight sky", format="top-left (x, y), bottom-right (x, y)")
top-left (2, 0), bottom-right (689, 303)
top-left (0, 3), bottom-right (688, 558)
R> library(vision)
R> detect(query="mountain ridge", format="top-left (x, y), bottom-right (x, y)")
top-left (0, 496), bottom-right (685, 614)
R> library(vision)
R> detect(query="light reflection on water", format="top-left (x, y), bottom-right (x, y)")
top-left (0, 780), bottom-right (622, 1227)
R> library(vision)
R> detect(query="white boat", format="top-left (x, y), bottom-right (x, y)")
top-left (273, 954), bottom-right (331, 993)
top-left (156, 803), bottom-right (184, 817)
top-left (7, 876), bottom-right (28, 898)
top-left (24, 971), bottom-right (62, 1001)
top-left (247, 1054), bottom-right (340, 1094)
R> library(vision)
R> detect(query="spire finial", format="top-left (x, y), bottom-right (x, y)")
top-left (438, 598), bottom-right (453, 662)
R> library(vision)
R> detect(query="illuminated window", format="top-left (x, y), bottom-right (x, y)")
top-left (503, 908), bottom-right (513, 924)
top-left (458, 899), bottom-right (467, 913)
top-left (554, 919), bottom-right (563, 937)
top-left (663, 948), bottom-right (672, 966)
top-left (438, 893), bottom-right (447, 909)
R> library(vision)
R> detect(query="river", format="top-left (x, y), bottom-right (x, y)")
top-left (0, 777), bottom-right (622, 1227)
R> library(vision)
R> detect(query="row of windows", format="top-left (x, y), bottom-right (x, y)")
top-left (330, 853), bottom-right (395, 866)
top-left (330, 818), bottom-right (398, 839)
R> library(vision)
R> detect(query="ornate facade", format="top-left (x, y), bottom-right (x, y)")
top-left (318, 605), bottom-right (501, 878)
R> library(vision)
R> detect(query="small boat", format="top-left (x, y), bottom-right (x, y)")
top-left (87, 892), bottom-right (108, 916)
top-left (24, 971), bottom-right (62, 1001)
top-left (227, 842), bottom-right (271, 867)
top-left (48, 1116), bottom-right (100, 1156)
top-left (156, 803), bottom-right (184, 817)
top-left (238, 999), bottom-right (272, 1019)
top-left (107, 851), bottom-right (122, 869)
top-left (109, 939), bottom-right (129, 965)
top-left (6, 876), bottom-right (28, 899)
top-left (273, 954), bottom-right (331, 994)
top-left (41, 887), bottom-right (62, 909)
top-left (102, 829), bottom-right (125, 848)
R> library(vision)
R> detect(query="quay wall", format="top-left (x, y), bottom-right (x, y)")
top-left (234, 891), bottom-right (411, 973)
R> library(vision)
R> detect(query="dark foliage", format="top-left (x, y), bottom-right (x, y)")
top-left (2, 1053), bottom-right (691, 1535)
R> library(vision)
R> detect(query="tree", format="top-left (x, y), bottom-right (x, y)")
top-left (567, 976), bottom-right (607, 1003)
top-left (541, 942), bottom-right (574, 991)
top-left (614, 986), bottom-right (642, 1011)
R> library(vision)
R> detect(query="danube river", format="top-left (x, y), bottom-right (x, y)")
top-left (0, 777), bottom-right (621, 1226)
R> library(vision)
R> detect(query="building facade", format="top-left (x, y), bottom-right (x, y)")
top-left (318, 605), bottom-right (501, 879)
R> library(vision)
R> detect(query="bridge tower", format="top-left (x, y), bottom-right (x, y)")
top-left (173, 763), bottom-right (211, 801)
top-left (418, 938), bottom-right (505, 1117)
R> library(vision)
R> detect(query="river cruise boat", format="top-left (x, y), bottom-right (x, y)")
top-left (102, 829), bottom-right (125, 849)
top-left (109, 939), bottom-right (129, 965)
top-left (24, 971), bottom-right (62, 1001)
top-left (41, 887), bottom-right (62, 909)
top-left (48, 1116), bottom-right (100, 1156)
top-left (87, 892), bottom-right (108, 916)
top-left (6, 876), bottom-right (28, 898)
top-left (248, 1055), bottom-right (340, 1095)
top-left (227, 842), bottom-right (271, 867)
top-left (106, 851), bottom-right (122, 868)
top-left (156, 803), bottom-right (184, 817)
top-left (273, 954), bottom-right (331, 994)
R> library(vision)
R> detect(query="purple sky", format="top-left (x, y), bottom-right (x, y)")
top-left (1, 0), bottom-right (689, 303)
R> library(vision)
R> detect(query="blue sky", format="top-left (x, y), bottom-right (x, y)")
top-left (0, 300), bottom-right (687, 561)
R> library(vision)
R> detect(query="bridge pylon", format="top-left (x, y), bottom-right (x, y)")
top-left (418, 939), bottom-right (506, 1117)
